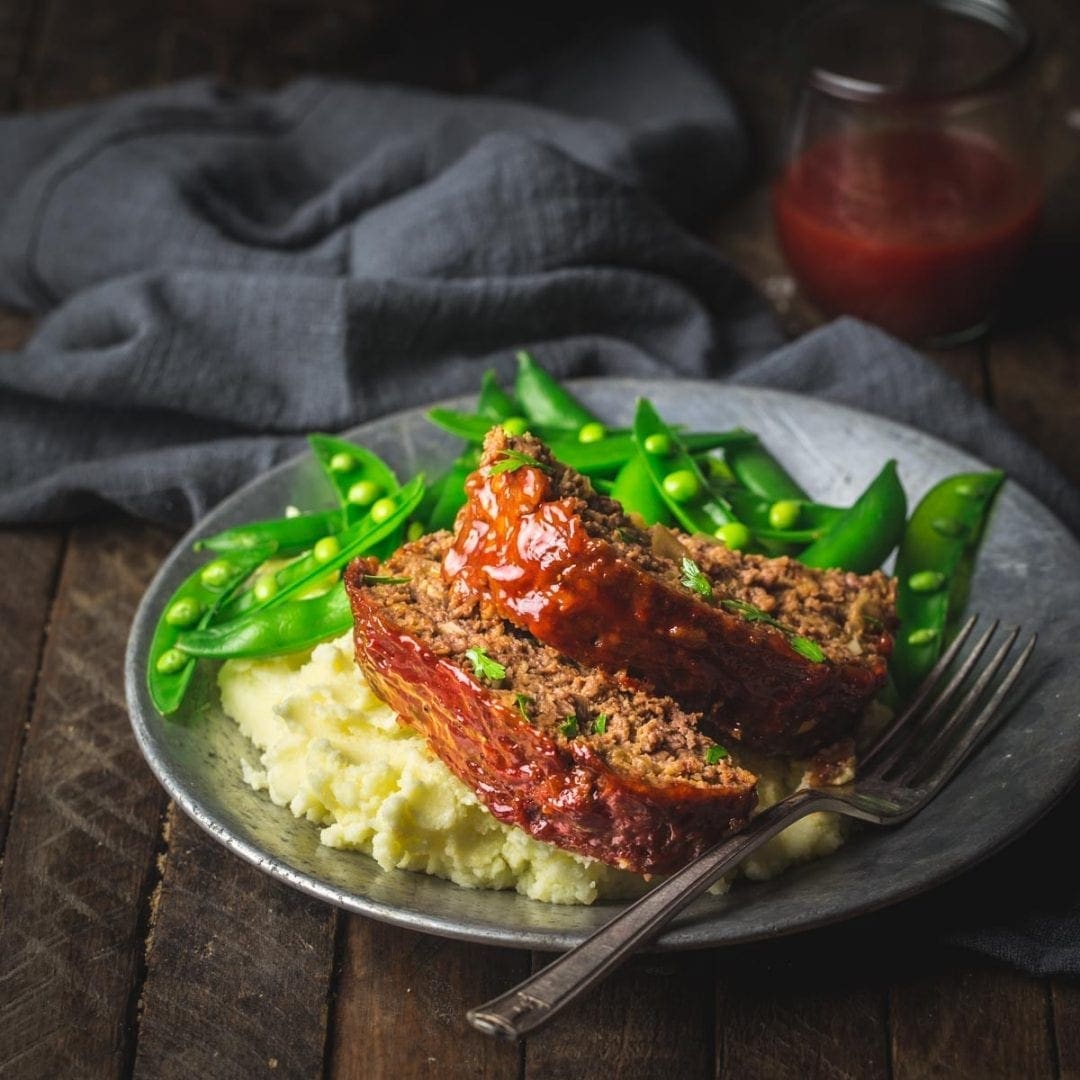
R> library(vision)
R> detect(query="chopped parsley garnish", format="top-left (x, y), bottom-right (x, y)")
top-left (487, 449), bottom-right (552, 476)
top-left (560, 715), bottom-right (579, 738)
top-left (789, 636), bottom-right (826, 663)
top-left (514, 692), bottom-right (533, 720)
top-left (721, 598), bottom-right (773, 624)
top-left (705, 745), bottom-right (728, 765)
top-left (679, 557), bottom-right (713, 600)
top-left (592, 713), bottom-right (608, 735)
top-left (721, 599), bottom-right (825, 664)
top-left (362, 574), bottom-right (411, 586)
top-left (464, 647), bottom-right (506, 681)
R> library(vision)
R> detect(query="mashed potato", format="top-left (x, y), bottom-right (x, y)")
top-left (220, 634), bottom-right (848, 905)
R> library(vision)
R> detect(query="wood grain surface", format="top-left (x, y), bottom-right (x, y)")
top-left (0, 1), bottom-right (1076, 1078)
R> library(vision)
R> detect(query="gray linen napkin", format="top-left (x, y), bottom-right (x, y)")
top-left (0, 24), bottom-right (1077, 975)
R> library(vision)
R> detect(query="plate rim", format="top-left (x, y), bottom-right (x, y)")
top-left (124, 378), bottom-right (1080, 951)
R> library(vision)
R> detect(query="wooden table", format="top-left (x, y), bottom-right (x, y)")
top-left (1, 2), bottom-right (1077, 1077)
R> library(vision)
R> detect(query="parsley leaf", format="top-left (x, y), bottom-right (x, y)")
top-left (721, 598), bottom-right (773, 624)
top-left (721, 599), bottom-right (827, 664)
top-left (789, 636), bottom-right (826, 663)
top-left (680, 557), bottom-right (714, 600)
top-left (464, 647), bottom-right (506, 682)
top-left (487, 449), bottom-right (551, 476)
top-left (560, 715), bottom-right (579, 738)
top-left (705, 745), bottom-right (728, 765)
top-left (514, 692), bottom-right (533, 720)
top-left (592, 713), bottom-right (608, 735)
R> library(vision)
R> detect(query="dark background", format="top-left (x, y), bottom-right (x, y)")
top-left (0, 2), bottom-right (1077, 1078)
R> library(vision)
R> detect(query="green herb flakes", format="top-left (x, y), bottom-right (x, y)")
top-left (514, 693), bottom-right (533, 720)
top-left (789, 636), bottom-right (826, 663)
top-left (680, 557), bottom-right (714, 600)
top-left (464, 647), bottom-right (506, 682)
top-left (592, 714), bottom-right (608, 735)
top-left (488, 449), bottom-right (551, 476)
top-left (705, 745), bottom-right (728, 765)
top-left (560, 715), bottom-right (579, 738)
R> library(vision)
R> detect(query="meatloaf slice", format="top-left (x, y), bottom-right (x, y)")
top-left (345, 534), bottom-right (756, 875)
top-left (443, 429), bottom-right (896, 756)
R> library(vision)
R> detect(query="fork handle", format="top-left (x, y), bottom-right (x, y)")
top-left (467, 789), bottom-right (826, 1040)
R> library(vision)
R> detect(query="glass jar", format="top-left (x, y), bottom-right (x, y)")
top-left (771, 0), bottom-right (1043, 344)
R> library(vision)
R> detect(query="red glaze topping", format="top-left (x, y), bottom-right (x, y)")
top-left (346, 558), bottom-right (754, 875)
top-left (444, 454), bottom-right (889, 756)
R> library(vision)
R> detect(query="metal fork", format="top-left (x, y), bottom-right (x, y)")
top-left (468, 615), bottom-right (1036, 1040)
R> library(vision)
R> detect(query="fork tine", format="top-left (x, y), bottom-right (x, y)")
top-left (898, 631), bottom-right (1036, 793)
top-left (870, 618), bottom-right (1000, 777)
top-left (890, 624), bottom-right (1017, 784)
top-left (862, 615), bottom-right (993, 777)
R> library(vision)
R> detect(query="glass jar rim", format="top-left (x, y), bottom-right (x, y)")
top-left (788, 0), bottom-right (1032, 105)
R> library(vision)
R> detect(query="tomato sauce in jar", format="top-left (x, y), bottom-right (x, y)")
top-left (772, 127), bottom-right (1042, 341)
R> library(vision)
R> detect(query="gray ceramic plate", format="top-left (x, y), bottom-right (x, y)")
top-left (125, 380), bottom-right (1080, 951)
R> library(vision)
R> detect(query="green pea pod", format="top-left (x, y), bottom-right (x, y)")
top-left (476, 370), bottom-right (519, 421)
top-left (195, 508), bottom-right (344, 556)
top-left (308, 433), bottom-right (400, 523)
top-left (799, 461), bottom-right (907, 573)
top-left (722, 488), bottom-right (844, 545)
top-left (890, 470), bottom-right (1004, 695)
top-left (426, 460), bottom-right (473, 532)
top-left (514, 351), bottom-right (598, 432)
top-left (215, 476), bottom-right (425, 623)
top-left (177, 580), bottom-right (354, 660)
top-left (551, 429), bottom-right (756, 479)
top-left (632, 399), bottom-right (737, 535)
top-left (610, 452), bottom-right (674, 526)
top-left (724, 441), bottom-right (808, 501)
top-left (147, 544), bottom-right (275, 715)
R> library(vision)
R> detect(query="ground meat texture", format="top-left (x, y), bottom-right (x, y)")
top-left (345, 535), bottom-right (756, 875)
top-left (443, 430), bottom-right (896, 756)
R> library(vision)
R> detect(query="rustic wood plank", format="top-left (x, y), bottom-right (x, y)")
top-left (0, 309), bottom-right (34, 350)
top-left (0, 528), bottom-right (65, 854)
top-left (23, 0), bottom-right (168, 108)
top-left (1052, 978), bottom-right (1080, 1079)
top-left (524, 949), bottom-right (713, 1079)
top-left (133, 805), bottom-right (338, 1080)
top-left (0, 0), bottom-right (40, 109)
top-left (327, 916), bottom-right (525, 1080)
top-left (988, 326), bottom-right (1080, 490)
top-left (889, 962), bottom-right (1056, 1079)
top-left (716, 958), bottom-right (889, 1080)
top-left (0, 521), bottom-right (173, 1079)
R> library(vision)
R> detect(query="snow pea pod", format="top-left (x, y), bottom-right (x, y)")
top-left (214, 476), bottom-right (425, 623)
top-left (147, 544), bottom-right (275, 715)
top-left (610, 452), bottom-right (674, 526)
top-left (176, 580), bottom-right (354, 659)
top-left (476, 369), bottom-right (519, 421)
top-left (552, 428), bottom-right (755, 479)
top-left (890, 470), bottom-right (1004, 695)
top-left (308, 433), bottom-right (400, 523)
top-left (799, 461), bottom-right (907, 573)
top-left (424, 459), bottom-right (473, 532)
top-left (195, 509), bottom-right (344, 556)
top-left (724, 441), bottom-right (807, 501)
top-left (514, 351), bottom-right (598, 432)
top-left (632, 399), bottom-right (738, 536)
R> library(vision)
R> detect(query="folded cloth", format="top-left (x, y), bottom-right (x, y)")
top-left (0, 26), bottom-right (779, 523)
top-left (1, 22), bottom-right (1078, 976)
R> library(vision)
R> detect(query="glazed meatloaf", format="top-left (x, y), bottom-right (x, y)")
top-left (345, 534), bottom-right (756, 875)
top-left (444, 429), bottom-right (896, 757)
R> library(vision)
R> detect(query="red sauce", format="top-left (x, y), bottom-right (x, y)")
top-left (771, 128), bottom-right (1042, 341)
top-left (443, 451), bottom-right (889, 757)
